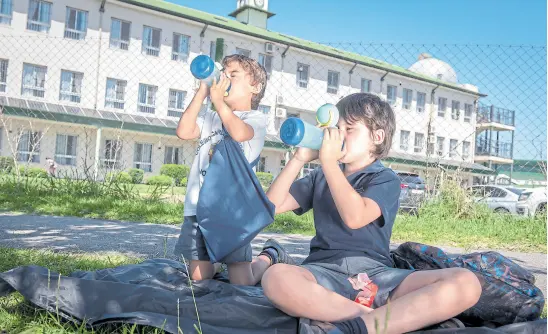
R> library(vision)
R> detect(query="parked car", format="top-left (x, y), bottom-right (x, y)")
top-left (396, 171), bottom-right (427, 213)
top-left (467, 185), bottom-right (524, 214)
top-left (516, 187), bottom-right (547, 217)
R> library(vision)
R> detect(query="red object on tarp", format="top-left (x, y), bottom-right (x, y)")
top-left (348, 273), bottom-right (378, 308)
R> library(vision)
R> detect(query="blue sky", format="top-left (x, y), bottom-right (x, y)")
top-left (170, 0), bottom-right (546, 160)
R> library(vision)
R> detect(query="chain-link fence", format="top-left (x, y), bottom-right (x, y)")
top-left (0, 35), bottom-right (546, 201)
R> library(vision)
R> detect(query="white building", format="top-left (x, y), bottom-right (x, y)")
top-left (0, 0), bottom-right (495, 184)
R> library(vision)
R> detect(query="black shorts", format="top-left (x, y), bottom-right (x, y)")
top-left (173, 215), bottom-right (252, 264)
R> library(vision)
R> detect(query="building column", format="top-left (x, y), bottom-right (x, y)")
top-left (94, 127), bottom-right (102, 181)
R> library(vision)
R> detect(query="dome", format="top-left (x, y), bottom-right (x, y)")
top-left (408, 53), bottom-right (458, 83)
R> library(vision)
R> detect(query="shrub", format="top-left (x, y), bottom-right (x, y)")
top-left (256, 172), bottom-right (273, 187)
top-left (146, 175), bottom-right (173, 186)
top-left (180, 177), bottom-right (188, 187)
top-left (160, 164), bottom-right (189, 186)
top-left (0, 157), bottom-right (15, 173)
top-left (17, 166), bottom-right (48, 178)
top-left (106, 171), bottom-right (132, 184)
top-left (128, 168), bottom-right (144, 184)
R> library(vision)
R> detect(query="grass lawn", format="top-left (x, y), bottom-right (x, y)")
top-left (1, 188), bottom-right (546, 252)
top-left (1, 175), bottom-right (546, 252)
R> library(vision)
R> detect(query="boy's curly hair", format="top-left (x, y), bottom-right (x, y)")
top-left (222, 54), bottom-right (267, 110)
top-left (336, 93), bottom-right (396, 158)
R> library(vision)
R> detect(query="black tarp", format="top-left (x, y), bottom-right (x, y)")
top-left (0, 258), bottom-right (545, 333)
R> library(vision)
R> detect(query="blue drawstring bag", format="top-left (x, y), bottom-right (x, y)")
top-left (196, 130), bottom-right (275, 263)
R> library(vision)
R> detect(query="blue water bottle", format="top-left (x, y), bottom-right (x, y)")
top-left (190, 55), bottom-right (231, 94)
top-left (279, 117), bottom-right (325, 150)
top-left (279, 103), bottom-right (341, 150)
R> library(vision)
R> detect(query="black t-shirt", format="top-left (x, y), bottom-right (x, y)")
top-left (289, 160), bottom-right (400, 267)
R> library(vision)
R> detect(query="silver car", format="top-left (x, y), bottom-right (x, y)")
top-left (468, 185), bottom-right (524, 214)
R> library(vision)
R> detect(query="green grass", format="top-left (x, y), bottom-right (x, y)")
top-left (1, 174), bottom-right (546, 252)
top-left (0, 191), bottom-right (185, 225)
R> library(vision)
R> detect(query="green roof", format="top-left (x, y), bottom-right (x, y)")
top-left (117, 0), bottom-right (486, 97)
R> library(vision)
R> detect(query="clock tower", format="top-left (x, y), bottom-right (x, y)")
top-left (228, 0), bottom-right (275, 29)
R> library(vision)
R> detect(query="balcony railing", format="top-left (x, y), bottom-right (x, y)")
top-left (475, 138), bottom-right (513, 159)
top-left (477, 104), bottom-right (515, 127)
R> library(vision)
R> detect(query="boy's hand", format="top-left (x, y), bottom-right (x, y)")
top-left (293, 147), bottom-right (319, 163)
top-left (196, 81), bottom-right (210, 98)
top-left (210, 73), bottom-right (230, 107)
top-left (319, 128), bottom-right (346, 164)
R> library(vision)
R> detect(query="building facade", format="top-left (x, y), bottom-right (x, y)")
top-left (0, 0), bottom-right (495, 184)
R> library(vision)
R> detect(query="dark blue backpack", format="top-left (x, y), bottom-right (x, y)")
top-left (196, 130), bottom-right (275, 263)
top-left (391, 242), bottom-right (545, 327)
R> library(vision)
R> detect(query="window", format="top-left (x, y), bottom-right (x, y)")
top-left (485, 186), bottom-right (506, 198)
top-left (27, 0), bottom-right (51, 32)
top-left (296, 63), bottom-right (309, 88)
top-left (138, 83), bottom-right (157, 114)
top-left (235, 48), bottom-right (251, 57)
top-left (303, 162), bottom-right (320, 176)
top-left (110, 18), bottom-right (130, 50)
top-left (55, 134), bottom-right (77, 165)
top-left (257, 156), bottom-right (266, 172)
top-left (387, 85), bottom-right (397, 105)
top-left (462, 141), bottom-right (470, 159)
top-left (416, 92), bottom-right (426, 112)
top-left (105, 78), bottom-right (126, 109)
top-left (64, 7), bottom-right (87, 40)
top-left (0, 0), bottom-right (13, 25)
top-left (209, 41), bottom-right (216, 60)
top-left (361, 78), bottom-right (371, 93)
top-left (59, 70), bottom-right (83, 103)
top-left (436, 136), bottom-right (445, 156)
top-left (402, 88), bottom-right (412, 110)
top-left (258, 53), bottom-right (273, 77)
top-left (399, 130), bottom-right (410, 151)
top-left (449, 139), bottom-right (458, 158)
top-left (414, 133), bottom-right (424, 153)
top-left (0, 59), bottom-right (7, 92)
top-left (22, 63), bottom-right (47, 98)
top-left (142, 26), bottom-right (161, 56)
top-left (437, 97), bottom-right (447, 117)
top-left (258, 105), bottom-right (270, 115)
top-left (464, 104), bottom-right (473, 123)
top-left (327, 71), bottom-right (339, 94)
top-left (17, 131), bottom-right (41, 163)
top-left (451, 101), bottom-right (460, 120)
top-left (164, 146), bottom-right (179, 164)
top-left (104, 139), bottom-right (122, 168)
top-left (172, 33), bottom-right (190, 61)
top-left (134, 143), bottom-right (153, 172)
top-left (168, 89), bottom-right (186, 117)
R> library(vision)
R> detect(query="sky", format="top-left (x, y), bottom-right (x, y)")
top-left (169, 0), bottom-right (546, 161)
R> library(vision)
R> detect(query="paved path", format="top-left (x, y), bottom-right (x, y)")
top-left (0, 213), bottom-right (545, 298)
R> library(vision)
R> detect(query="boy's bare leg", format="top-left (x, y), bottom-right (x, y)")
top-left (262, 264), bottom-right (368, 320)
top-left (262, 265), bottom-right (482, 334)
top-left (188, 260), bottom-right (217, 280)
top-left (227, 255), bottom-right (271, 285)
top-left (361, 268), bottom-right (481, 333)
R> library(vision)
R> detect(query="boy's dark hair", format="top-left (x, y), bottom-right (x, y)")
top-left (336, 93), bottom-right (396, 158)
top-left (222, 54), bottom-right (267, 110)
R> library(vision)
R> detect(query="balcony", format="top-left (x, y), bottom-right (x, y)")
top-left (475, 138), bottom-right (513, 164)
top-left (476, 104), bottom-right (515, 131)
